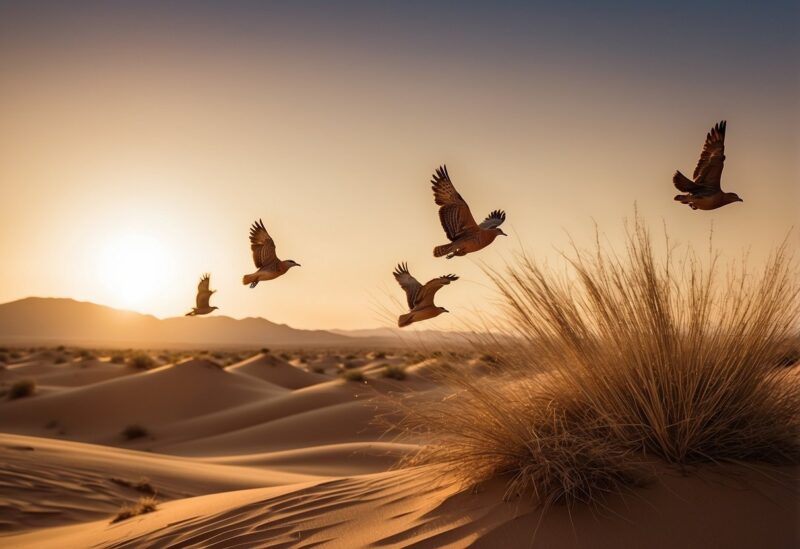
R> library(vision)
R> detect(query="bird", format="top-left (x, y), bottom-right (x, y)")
top-left (185, 273), bottom-right (218, 316)
top-left (673, 120), bottom-right (743, 210)
top-left (242, 218), bottom-right (301, 288)
top-left (430, 165), bottom-right (507, 258)
top-left (393, 262), bottom-right (458, 328)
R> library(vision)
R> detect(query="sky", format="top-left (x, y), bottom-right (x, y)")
top-left (0, 0), bottom-right (797, 330)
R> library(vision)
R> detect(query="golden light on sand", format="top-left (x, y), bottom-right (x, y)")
top-left (95, 231), bottom-right (169, 312)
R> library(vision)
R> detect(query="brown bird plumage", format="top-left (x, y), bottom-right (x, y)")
top-left (185, 273), bottom-right (218, 316)
top-left (242, 219), bottom-right (301, 288)
top-left (673, 121), bottom-right (743, 210)
top-left (430, 165), bottom-right (507, 258)
top-left (393, 262), bottom-right (457, 327)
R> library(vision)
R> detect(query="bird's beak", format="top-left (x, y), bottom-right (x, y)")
top-left (500, 230), bottom-right (508, 236)
top-left (738, 198), bottom-right (744, 202)
top-left (442, 308), bottom-right (450, 313)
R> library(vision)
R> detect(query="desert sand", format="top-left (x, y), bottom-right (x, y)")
top-left (0, 348), bottom-right (797, 548)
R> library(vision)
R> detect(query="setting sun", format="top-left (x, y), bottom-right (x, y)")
top-left (95, 231), bottom-right (170, 312)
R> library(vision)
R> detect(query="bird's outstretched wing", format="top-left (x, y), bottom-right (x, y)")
top-left (393, 262), bottom-right (423, 310)
top-left (431, 165), bottom-right (479, 242)
top-left (196, 274), bottom-right (213, 308)
top-left (479, 209), bottom-right (506, 230)
top-left (417, 274), bottom-right (458, 308)
top-left (692, 120), bottom-right (726, 189)
top-left (249, 219), bottom-right (279, 270)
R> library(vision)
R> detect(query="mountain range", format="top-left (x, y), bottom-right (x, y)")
top-left (0, 297), bottom-right (466, 349)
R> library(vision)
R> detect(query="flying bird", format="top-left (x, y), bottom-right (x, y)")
top-left (185, 274), bottom-right (218, 316)
top-left (242, 219), bottom-right (301, 288)
top-left (430, 165), bottom-right (507, 258)
top-left (393, 262), bottom-right (458, 328)
top-left (673, 120), bottom-right (742, 210)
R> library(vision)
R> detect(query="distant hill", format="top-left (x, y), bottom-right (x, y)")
top-left (0, 297), bottom-right (362, 348)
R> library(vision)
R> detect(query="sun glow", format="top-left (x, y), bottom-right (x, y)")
top-left (95, 232), bottom-right (170, 313)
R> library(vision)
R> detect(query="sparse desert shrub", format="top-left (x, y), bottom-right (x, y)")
top-left (122, 424), bottom-right (149, 440)
top-left (79, 349), bottom-right (95, 361)
top-left (343, 370), bottom-right (365, 382)
top-left (0, 352), bottom-right (7, 364)
top-left (110, 353), bottom-right (125, 364)
top-left (311, 366), bottom-right (326, 374)
top-left (110, 477), bottom-right (156, 496)
top-left (110, 496), bottom-right (158, 523)
top-left (9, 351), bottom-right (21, 360)
top-left (382, 364), bottom-right (406, 380)
top-left (56, 345), bottom-right (65, 352)
top-left (260, 348), bottom-right (270, 354)
top-left (397, 220), bottom-right (800, 510)
top-left (8, 379), bottom-right (36, 400)
top-left (129, 353), bottom-right (155, 370)
top-left (53, 355), bottom-right (67, 364)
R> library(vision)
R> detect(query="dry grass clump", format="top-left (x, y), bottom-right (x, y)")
top-left (381, 364), bottom-right (407, 380)
top-left (397, 220), bottom-right (800, 509)
top-left (8, 379), bottom-right (36, 400)
top-left (129, 352), bottom-right (156, 370)
top-left (343, 369), bottom-right (366, 382)
top-left (110, 476), bottom-right (157, 496)
top-left (122, 424), bottom-right (149, 440)
top-left (110, 496), bottom-right (158, 523)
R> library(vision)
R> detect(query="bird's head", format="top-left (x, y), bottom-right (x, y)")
top-left (495, 228), bottom-right (508, 237)
top-left (211, 306), bottom-right (219, 311)
top-left (438, 307), bottom-right (450, 314)
top-left (723, 192), bottom-right (743, 204)
top-left (286, 260), bottom-right (301, 268)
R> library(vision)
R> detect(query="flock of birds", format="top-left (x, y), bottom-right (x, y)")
top-left (187, 120), bottom-right (742, 326)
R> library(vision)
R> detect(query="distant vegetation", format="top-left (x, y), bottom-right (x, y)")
top-left (8, 379), bottom-right (36, 400)
top-left (110, 477), bottom-right (157, 496)
top-left (399, 221), bottom-right (800, 510)
top-left (381, 365), bottom-right (406, 380)
top-left (129, 353), bottom-right (156, 370)
top-left (343, 370), bottom-right (365, 382)
top-left (110, 496), bottom-right (158, 523)
top-left (122, 424), bottom-right (149, 440)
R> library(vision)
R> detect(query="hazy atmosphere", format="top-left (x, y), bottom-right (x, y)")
top-left (2, 3), bottom-right (798, 548)
top-left (1, 0), bottom-right (797, 330)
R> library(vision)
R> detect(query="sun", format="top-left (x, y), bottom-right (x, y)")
top-left (96, 232), bottom-right (170, 312)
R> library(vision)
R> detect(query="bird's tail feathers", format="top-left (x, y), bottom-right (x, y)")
top-left (398, 312), bottom-right (415, 328)
top-left (433, 244), bottom-right (452, 258)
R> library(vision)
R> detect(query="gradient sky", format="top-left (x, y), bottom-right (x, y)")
top-left (1, 1), bottom-right (797, 330)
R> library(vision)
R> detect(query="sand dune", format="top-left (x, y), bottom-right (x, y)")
top-left (203, 441), bottom-right (417, 475)
top-left (0, 433), bottom-right (319, 534)
top-left (160, 400), bottom-right (385, 455)
top-left (2, 358), bottom-right (132, 387)
top-left (5, 462), bottom-right (797, 548)
top-left (2, 349), bottom-right (797, 548)
top-left (227, 352), bottom-right (331, 389)
top-left (0, 359), bottom-right (283, 444)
